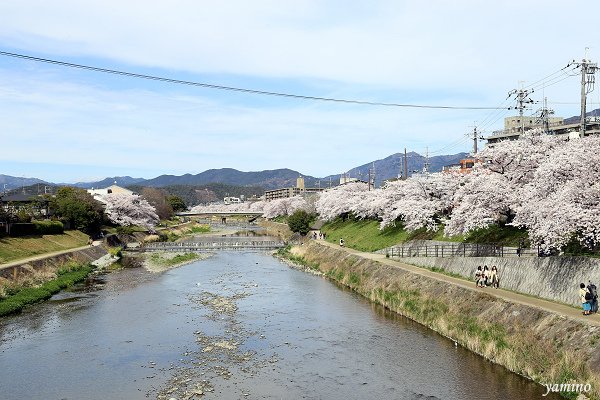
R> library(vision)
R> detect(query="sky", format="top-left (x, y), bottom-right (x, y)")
top-left (1, 0), bottom-right (599, 183)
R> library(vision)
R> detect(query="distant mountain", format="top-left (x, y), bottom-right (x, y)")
top-left (68, 176), bottom-right (146, 189)
top-left (563, 107), bottom-right (600, 124)
top-left (0, 174), bottom-right (48, 191)
top-left (128, 183), bottom-right (265, 206)
top-left (322, 152), bottom-right (470, 187)
top-left (141, 168), bottom-right (319, 190)
top-left (1, 151), bottom-right (469, 194)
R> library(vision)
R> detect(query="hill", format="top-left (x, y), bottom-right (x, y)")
top-left (0, 174), bottom-right (48, 191)
top-left (1, 151), bottom-right (468, 193)
top-left (69, 176), bottom-right (145, 189)
top-left (323, 152), bottom-right (469, 187)
top-left (563, 107), bottom-right (600, 124)
top-left (141, 168), bottom-right (320, 190)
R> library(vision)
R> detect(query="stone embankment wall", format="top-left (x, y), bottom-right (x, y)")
top-left (0, 246), bottom-right (108, 280)
top-left (401, 255), bottom-right (600, 307)
top-left (257, 219), bottom-right (293, 240)
top-left (294, 241), bottom-right (600, 398)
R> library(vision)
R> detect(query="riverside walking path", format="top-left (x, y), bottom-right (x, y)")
top-left (0, 241), bottom-right (103, 271)
top-left (316, 239), bottom-right (600, 327)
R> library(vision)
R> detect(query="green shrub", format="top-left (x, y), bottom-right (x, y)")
top-left (108, 246), bottom-right (123, 258)
top-left (116, 226), bottom-right (135, 235)
top-left (287, 210), bottom-right (315, 236)
top-left (189, 225), bottom-right (210, 234)
top-left (0, 300), bottom-right (22, 316)
top-left (33, 220), bottom-right (64, 234)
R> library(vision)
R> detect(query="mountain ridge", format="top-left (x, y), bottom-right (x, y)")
top-left (1, 151), bottom-right (468, 191)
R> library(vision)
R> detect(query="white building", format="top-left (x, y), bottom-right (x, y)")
top-left (87, 184), bottom-right (135, 204)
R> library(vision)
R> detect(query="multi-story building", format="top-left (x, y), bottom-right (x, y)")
top-left (264, 177), bottom-right (324, 201)
top-left (485, 115), bottom-right (600, 145)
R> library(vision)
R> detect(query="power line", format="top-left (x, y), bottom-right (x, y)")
top-left (0, 50), bottom-right (506, 110)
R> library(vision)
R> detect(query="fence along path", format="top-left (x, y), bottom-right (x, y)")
top-left (385, 242), bottom-right (538, 258)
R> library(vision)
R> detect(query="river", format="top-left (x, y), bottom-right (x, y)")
top-left (0, 251), bottom-right (557, 399)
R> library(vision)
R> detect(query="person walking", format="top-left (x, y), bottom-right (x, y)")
top-left (490, 266), bottom-right (500, 289)
top-left (339, 238), bottom-right (345, 247)
top-left (580, 283), bottom-right (592, 315)
top-left (587, 281), bottom-right (598, 313)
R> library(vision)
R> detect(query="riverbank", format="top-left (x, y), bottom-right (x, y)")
top-left (0, 230), bottom-right (90, 264)
top-left (0, 262), bottom-right (95, 316)
top-left (140, 251), bottom-right (213, 273)
top-left (286, 241), bottom-right (600, 399)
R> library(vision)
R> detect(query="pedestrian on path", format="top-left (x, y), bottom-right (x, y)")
top-left (475, 266), bottom-right (483, 287)
top-left (580, 283), bottom-right (592, 315)
top-left (587, 281), bottom-right (598, 313)
top-left (490, 266), bottom-right (500, 288)
top-left (483, 265), bottom-right (491, 286)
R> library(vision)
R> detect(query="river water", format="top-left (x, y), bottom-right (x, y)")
top-left (0, 251), bottom-right (557, 400)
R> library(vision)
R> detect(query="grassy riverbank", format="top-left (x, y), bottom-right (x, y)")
top-left (321, 218), bottom-right (528, 251)
top-left (141, 252), bottom-right (209, 273)
top-left (0, 230), bottom-right (89, 264)
top-left (282, 242), bottom-right (599, 400)
top-left (0, 262), bottom-right (94, 317)
top-left (320, 218), bottom-right (461, 251)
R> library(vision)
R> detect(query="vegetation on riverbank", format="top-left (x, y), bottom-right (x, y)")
top-left (0, 262), bottom-right (94, 316)
top-left (281, 243), bottom-right (598, 400)
top-left (276, 246), bottom-right (320, 272)
top-left (0, 230), bottom-right (89, 264)
top-left (141, 251), bottom-right (209, 273)
top-left (321, 217), bottom-right (529, 251)
top-left (158, 223), bottom-right (211, 242)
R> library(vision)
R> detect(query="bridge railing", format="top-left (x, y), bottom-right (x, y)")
top-left (137, 240), bottom-right (285, 252)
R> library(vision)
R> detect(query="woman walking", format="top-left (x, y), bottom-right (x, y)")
top-left (580, 283), bottom-right (592, 315)
top-left (490, 266), bottom-right (500, 289)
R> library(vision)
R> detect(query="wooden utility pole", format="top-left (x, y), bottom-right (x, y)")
top-left (403, 148), bottom-right (408, 180)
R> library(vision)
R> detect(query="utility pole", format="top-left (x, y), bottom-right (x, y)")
top-left (404, 148), bottom-right (408, 180)
top-left (535, 97), bottom-right (555, 134)
top-left (471, 125), bottom-right (479, 155)
top-left (371, 162), bottom-right (375, 189)
top-left (508, 84), bottom-right (535, 135)
top-left (570, 54), bottom-right (598, 137)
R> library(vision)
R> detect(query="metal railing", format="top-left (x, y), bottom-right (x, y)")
top-left (136, 240), bottom-right (285, 252)
top-left (386, 243), bottom-right (538, 258)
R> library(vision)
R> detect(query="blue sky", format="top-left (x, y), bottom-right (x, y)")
top-left (0, 0), bottom-right (598, 182)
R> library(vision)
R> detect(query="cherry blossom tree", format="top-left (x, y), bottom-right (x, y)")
top-left (377, 173), bottom-right (462, 231)
top-left (102, 193), bottom-right (159, 230)
top-left (315, 182), bottom-right (369, 221)
top-left (262, 196), bottom-right (311, 219)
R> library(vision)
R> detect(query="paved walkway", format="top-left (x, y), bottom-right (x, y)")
top-left (316, 240), bottom-right (600, 327)
top-left (0, 241), bottom-right (103, 271)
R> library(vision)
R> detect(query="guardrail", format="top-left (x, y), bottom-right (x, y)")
top-left (134, 240), bottom-right (285, 252)
top-left (386, 243), bottom-right (538, 258)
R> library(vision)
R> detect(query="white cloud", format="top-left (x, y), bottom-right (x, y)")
top-left (0, 0), bottom-right (597, 181)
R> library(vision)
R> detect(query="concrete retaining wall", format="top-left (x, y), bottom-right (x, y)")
top-left (0, 246), bottom-right (108, 280)
top-left (401, 255), bottom-right (600, 307)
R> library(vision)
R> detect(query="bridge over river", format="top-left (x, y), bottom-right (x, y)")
top-left (134, 237), bottom-right (285, 252)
